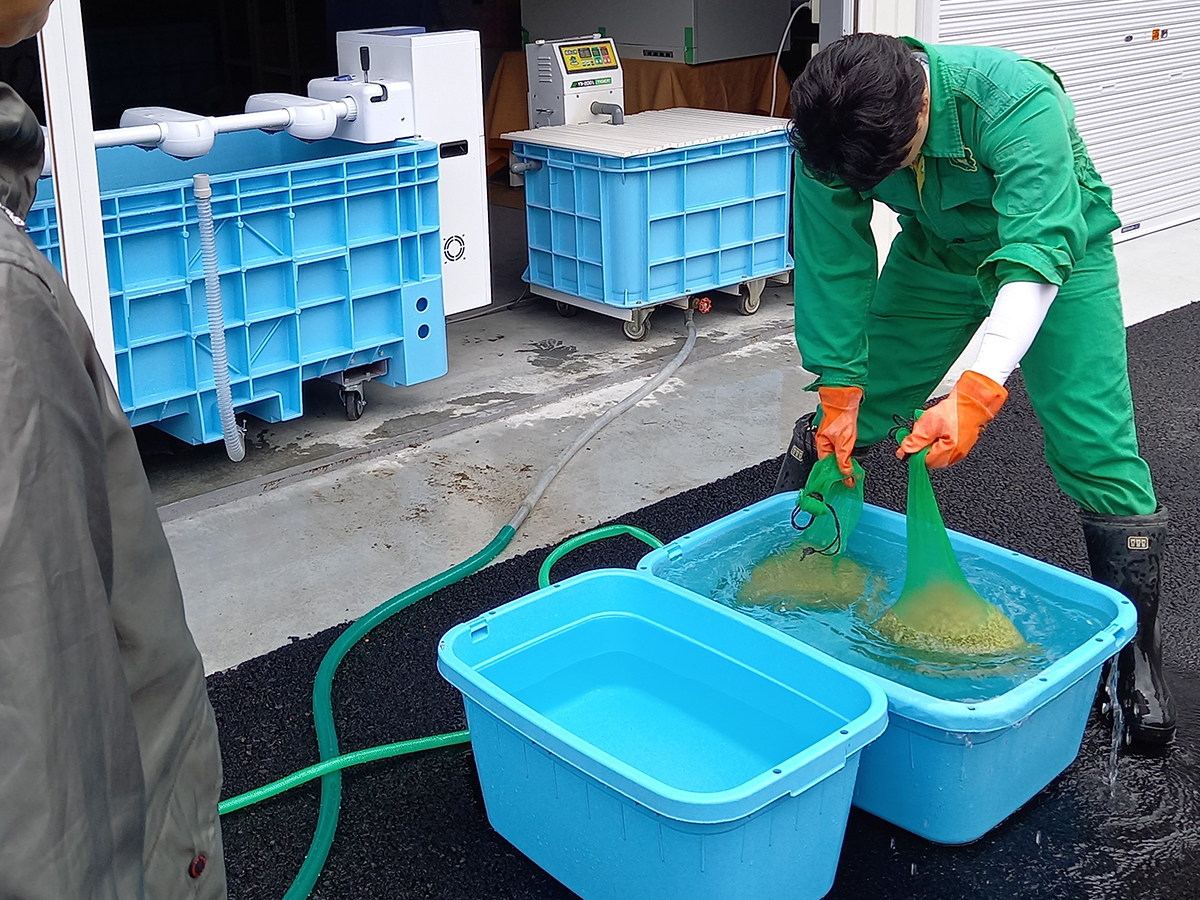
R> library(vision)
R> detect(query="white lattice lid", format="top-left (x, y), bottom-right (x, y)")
top-left (503, 108), bottom-right (791, 158)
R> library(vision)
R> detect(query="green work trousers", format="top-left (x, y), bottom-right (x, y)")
top-left (856, 227), bottom-right (1157, 517)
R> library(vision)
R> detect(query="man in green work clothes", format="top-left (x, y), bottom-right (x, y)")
top-left (775, 33), bottom-right (1175, 745)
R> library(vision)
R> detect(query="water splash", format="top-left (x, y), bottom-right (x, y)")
top-left (1105, 660), bottom-right (1124, 797)
top-left (1070, 674), bottom-right (1200, 899)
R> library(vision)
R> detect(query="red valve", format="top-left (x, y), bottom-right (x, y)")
top-left (694, 296), bottom-right (713, 314)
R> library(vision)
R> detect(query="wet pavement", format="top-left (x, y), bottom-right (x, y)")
top-left (141, 202), bottom-right (794, 509)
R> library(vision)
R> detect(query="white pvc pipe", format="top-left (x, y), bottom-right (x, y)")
top-left (92, 101), bottom-right (355, 151)
top-left (94, 123), bottom-right (163, 148)
top-left (212, 109), bottom-right (293, 134)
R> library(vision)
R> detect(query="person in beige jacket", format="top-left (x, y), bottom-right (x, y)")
top-left (0, 3), bottom-right (226, 898)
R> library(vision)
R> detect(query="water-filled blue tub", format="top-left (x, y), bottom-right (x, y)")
top-left (438, 569), bottom-right (888, 900)
top-left (638, 495), bottom-right (1137, 843)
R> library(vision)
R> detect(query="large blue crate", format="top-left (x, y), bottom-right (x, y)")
top-left (439, 570), bottom-right (887, 900)
top-left (512, 131), bottom-right (793, 307)
top-left (638, 496), bottom-right (1138, 844)
top-left (27, 131), bottom-right (447, 445)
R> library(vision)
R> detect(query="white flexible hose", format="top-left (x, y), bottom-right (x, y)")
top-left (770, 1), bottom-right (813, 117)
top-left (507, 310), bottom-right (698, 532)
top-left (193, 174), bottom-right (246, 462)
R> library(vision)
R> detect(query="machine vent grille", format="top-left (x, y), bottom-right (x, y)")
top-left (538, 59), bottom-right (553, 83)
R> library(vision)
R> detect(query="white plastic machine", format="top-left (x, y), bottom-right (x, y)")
top-left (27, 22), bottom-right (495, 444)
top-left (335, 29), bottom-right (493, 315)
top-left (525, 35), bottom-right (626, 128)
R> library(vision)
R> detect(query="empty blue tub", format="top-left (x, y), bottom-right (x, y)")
top-left (438, 569), bottom-right (888, 900)
top-left (638, 495), bottom-right (1138, 844)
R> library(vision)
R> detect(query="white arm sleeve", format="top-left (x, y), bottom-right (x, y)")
top-left (969, 281), bottom-right (1059, 385)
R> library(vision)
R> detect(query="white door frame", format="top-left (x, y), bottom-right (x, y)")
top-left (37, 0), bottom-right (117, 383)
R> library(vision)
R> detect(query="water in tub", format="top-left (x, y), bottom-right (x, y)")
top-left (667, 516), bottom-right (1109, 704)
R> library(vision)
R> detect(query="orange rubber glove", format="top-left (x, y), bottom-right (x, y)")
top-left (814, 386), bottom-right (863, 486)
top-left (896, 370), bottom-right (1008, 468)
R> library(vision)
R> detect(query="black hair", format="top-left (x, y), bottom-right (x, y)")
top-left (788, 33), bottom-right (927, 192)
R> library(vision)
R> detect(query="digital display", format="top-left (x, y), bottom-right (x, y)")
top-left (560, 41), bottom-right (618, 74)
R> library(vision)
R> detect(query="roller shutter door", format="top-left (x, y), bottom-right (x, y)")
top-left (935, 0), bottom-right (1200, 240)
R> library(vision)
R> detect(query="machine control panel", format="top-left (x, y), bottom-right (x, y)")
top-left (558, 40), bottom-right (618, 74)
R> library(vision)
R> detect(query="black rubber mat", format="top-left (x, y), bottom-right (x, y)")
top-left (208, 302), bottom-right (1200, 900)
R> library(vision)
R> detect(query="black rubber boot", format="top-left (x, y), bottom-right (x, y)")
top-left (773, 412), bottom-right (818, 494)
top-left (1080, 507), bottom-right (1176, 746)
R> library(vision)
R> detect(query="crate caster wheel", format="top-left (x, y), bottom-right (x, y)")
top-left (623, 311), bottom-right (651, 342)
top-left (341, 388), bottom-right (366, 421)
top-left (555, 300), bottom-right (579, 318)
top-left (738, 278), bottom-right (766, 316)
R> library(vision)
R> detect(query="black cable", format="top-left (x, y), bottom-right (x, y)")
top-left (790, 492), bottom-right (844, 557)
top-left (445, 289), bottom-right (533, 325)
top-left (888, 413), bottom-right (915, 444)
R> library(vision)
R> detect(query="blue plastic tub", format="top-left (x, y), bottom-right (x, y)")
top-left (438, 569), bottom-right (888, 900)
top-left (638, 496), bottom-right (1138, 844)
top-left (511, 132), bottom-right (793, 307)
top-left (27, 131), bottom-right (447, 444)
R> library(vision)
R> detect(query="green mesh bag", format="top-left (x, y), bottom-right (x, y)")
top-left (877, 438), bottom-right (1026, 655)
top-left (792, 454), bottom-right (866, 556)
top-left (736, 455), bottom-right (871, 611)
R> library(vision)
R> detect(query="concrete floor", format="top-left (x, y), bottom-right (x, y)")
top-left (159, 200), bottom-right (1200, 673)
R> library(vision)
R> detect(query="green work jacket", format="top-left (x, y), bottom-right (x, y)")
top-left (793, 38), bottom-right (1122, 391)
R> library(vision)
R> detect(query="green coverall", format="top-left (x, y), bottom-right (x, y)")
top-left (793, 39), bottom-right (1157, 517)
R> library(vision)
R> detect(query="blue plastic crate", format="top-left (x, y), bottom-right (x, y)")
top-left (638, 496), bottom-right (1138, 844)
top-left (438, 569), bottom-right (887, 900)
top-left (512, 132), bottom-right (793, 307)
top-left (28, 131), bottom-right (446, 444)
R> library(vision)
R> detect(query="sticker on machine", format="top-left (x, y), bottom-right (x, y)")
top-left (570, 77), bottom-right (613, 89)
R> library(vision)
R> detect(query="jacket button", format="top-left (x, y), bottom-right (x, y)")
top-left (188, 855), bottom-right (207, 879)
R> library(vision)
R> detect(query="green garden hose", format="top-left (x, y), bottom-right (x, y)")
top-left (218, 521), bottom-right (665, 819)
top-left (218, 730), bottom-right (470, 815)
top-left (281, 527), bottom-right (514, 899)
top-left (537, 524), bottom-right (664, 589)
top-left (220, 312), bottom-right (698, 900)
